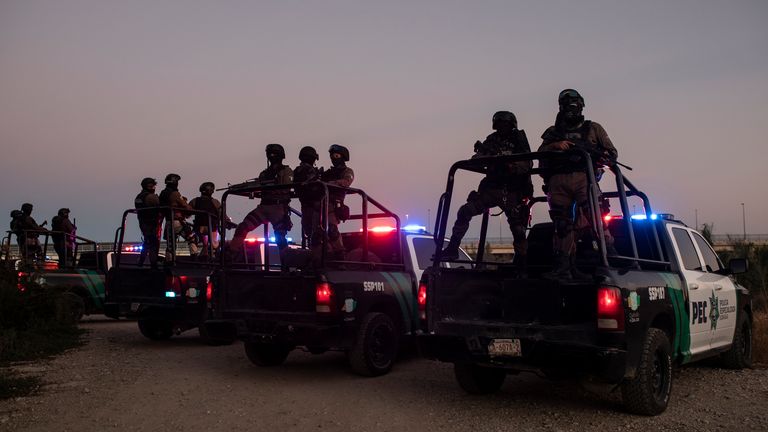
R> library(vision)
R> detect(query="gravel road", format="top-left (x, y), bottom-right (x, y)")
top-left (1, 316), bottom-right (767, 432)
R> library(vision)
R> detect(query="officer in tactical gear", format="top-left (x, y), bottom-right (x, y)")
top-left (9, 210), bottom-right (24, 251)
top-left (51, 208), bottom-right (76, 267)
top-left (17, 203), bottom-right (47, 262)
top-left (159, 173), bottom-right (199, 259)
top-left (440, 112), bottom-right (533, 273)
top-left (538, 89), bottom-right (618, 280)
top-left (319, 144), bottom-right (354, 260)
top-left (293, 146), bottom-right (324, 247)
top-left (227, 144), bottom-right (294, 260)
top-left (189, 181), bottom-right (227, 257)
top-left (135, 177), bottom-right (161, 268)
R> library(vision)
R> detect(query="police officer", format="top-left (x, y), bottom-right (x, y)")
top-left (441, 112), bottom-right (533, 273)
top-left (227, 144), bottom-right (294, 260)
top-left (538, 89), bottom-right (618, 280)
top-left (135, 177), bottom-right (161, 268)
top-left (51, 208), bottom-right (76, 267)
top-left (9, 210), bottom-right (24, 249)
top-left (319, 144), bottom-right (354, 260)
top-left (17, 203), bottom-right (47, 262)
top-left (159, 173), bottom-right (199, 259)
top-left (293, 146), bottom-right (323, 247)
top-left (189, 182), bottom-right (224, 257)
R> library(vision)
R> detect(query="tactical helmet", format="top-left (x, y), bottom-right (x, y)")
top-left (558, 88), bottom-right (585, 107)
top-left (21, 203), bottom-right (33, 213)
top-left (10, 210), bottom-right (22, 219)
top-left (265, 143), bottom-right (286, 160)
top-left (328, 144), bottom-right (350, 162)
top-left (299, 146), bottom-right (319, 164)
top-left (492, 111), bottom-right (517, 130)
top-left (141, 177), bottom-right (157, 188)
top-left (58, 208), bottom-right (70, 217)
top-left (199, 182), bottom-right (215, 196)
top-left (165, 173), bottom-right (181, 186)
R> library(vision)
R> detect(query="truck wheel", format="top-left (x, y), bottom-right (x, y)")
top-left (244, 342), bottom-right (291, 367)
top-left (348, 312), bottom-right (398, 377)
top-left (620, 328), bottom-right (672, 415)
top-left (59, 292), bottom-right (85, 324)
top-left (454, 363), bottom-right (506, 394)
top-left (720, 313), bottom-right (753, 369)
top-left (138, 320), bottom-right (174, 341)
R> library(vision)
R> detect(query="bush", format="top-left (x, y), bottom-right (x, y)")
top-left (754, 310), bottom-right (768, 366)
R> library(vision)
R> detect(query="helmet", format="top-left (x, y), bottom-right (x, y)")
top-left (21, 203), bottom-right (33, 213)
top-left (328, 144), bottom-right (350, 162)
top-left (265, 143), bottom-right (286, 160)
top-left (164, 173), bottom-right (181, 186)
top-left (10, 210), bottom-right (22, 219)
top-left (558, 88), bottom-right (585, 108)
top-left (299, 146), bottom-right (319, 164)
top-left (492, 111), bottom-right (517, 131)
top-left (141, 177), bottom-right (157, 188)
top-left (199, 182), bottom-right (215, 196)
top-left (58, 208), bottom-right (70, 217)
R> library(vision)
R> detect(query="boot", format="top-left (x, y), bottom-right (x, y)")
top-left (569, 256), bottom-right (591, 281)
top-left (544, 254), bottom-right (571, 281)
top-left (436, 240), bottom-right (460, 261)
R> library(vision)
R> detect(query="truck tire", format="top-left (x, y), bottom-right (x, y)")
top-left (620, 328), bottom-right (672, 416)
top-left (720, 313), bottom-right (753, 369)
top-left (454, 363), bottom-right (506, 394)
top-left (244, 342), bottom-right (291, 367)
top-left (348, 312), bottom-right (398, 377)
top-left (59, 292), bottom-right (85, 324)
top-left (138, 320), bottom-right (174, 341)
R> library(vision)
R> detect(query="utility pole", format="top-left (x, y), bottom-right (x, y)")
top-left (741, 203), bottom-right (746, 240)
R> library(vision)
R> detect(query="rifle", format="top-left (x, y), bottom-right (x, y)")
top-left (568, 140), bottom-right (633, 171)
top-left (218, 177), bottom-right (276, 191)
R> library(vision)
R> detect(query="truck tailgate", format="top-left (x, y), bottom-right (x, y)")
top-left (217, 270), bottom-right (316, 316)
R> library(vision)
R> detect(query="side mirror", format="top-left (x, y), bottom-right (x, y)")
top-left (728, 258), bottom-right (748, 275)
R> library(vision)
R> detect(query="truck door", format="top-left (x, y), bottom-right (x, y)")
top-left (668, 226), bottom-right (713, 356)
top-left (690, 231), bottom-right (737, 350)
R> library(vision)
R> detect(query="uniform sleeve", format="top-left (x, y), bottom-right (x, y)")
top-left (146, 193), bottom-right (161, 207)
top-left (63, 219), bottom-right (76, 234)
top-left (278, 167), bottom-right (293, 185)
top-left (213, 199), bottom-right (221, 211)
top-left (327, 168), bottom-right (354, 188)
top-left (172, 191), bottom-right (194, 210)
top-left (538, 126), bottom-right (562, 151)
top-left (592, 122), bottom-right (617, 159)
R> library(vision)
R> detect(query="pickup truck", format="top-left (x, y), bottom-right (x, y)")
top-left (203, 182), bottom-right (471, 376)
top-left (3, 230), bottom-right (129, 321)
top-left (418, 151), bottom-right (752, 415)
top-left (104, 207), bottom-right (232, 344)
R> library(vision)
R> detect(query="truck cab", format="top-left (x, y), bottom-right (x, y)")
top-left (418, 150), bottom-right (752, 415)
top-left (204, 182), bottom-right (470, 376)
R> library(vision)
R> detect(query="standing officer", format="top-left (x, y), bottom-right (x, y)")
top-left (159, 173), bottom-right (199, 259)
top-left (293, 146), bottom-right (323, 247)
top-left (189, 182), bottom-right (223, 257)
top-left (440, 111), bottom-right (533, 273)
top-left (538, 88), bottom-right (617, 280)
top-left (319, 144), bottom-right (354, 260)
top-left (51, 208), bottom-right (76, 267)
top-left (135, 177), bottom-right (161, 268)
top-left (9, 210), bottom-right (24, 249)
top-left (17, 203), bottom-right (47, 262)
top-left (227, 144), bottom-right (294, 260)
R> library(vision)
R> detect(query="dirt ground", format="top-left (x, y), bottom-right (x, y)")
top-left (1, 316), bottom-right (767, 432)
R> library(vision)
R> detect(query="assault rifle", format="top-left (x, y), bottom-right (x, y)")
top-left (568, 140), bottom-right (633, 171)
top-left (218, 177), bottom-right (276, 191)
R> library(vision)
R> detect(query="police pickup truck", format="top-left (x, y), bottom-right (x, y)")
top-left (203, 182), bottom-right (470, 376)
top-left (3, 230), bottom-right (126, 321)
top-left (104, 207), bottom-right (232, 344)
top-left (418, 151), bottom-right (752, 415)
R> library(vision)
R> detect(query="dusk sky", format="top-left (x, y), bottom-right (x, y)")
top-left (1, 0), bottom-right (767, 243)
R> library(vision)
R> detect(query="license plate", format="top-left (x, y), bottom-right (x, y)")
top-left (130, 303), bottom-right (140, 312)
top-left (488, 338), bottom-right (522, 357)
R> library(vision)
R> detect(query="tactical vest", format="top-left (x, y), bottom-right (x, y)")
top-left (259, 164), bottom-right (291, 202)
top-left (135, 191), bottom-right (159, 226)
top-left (540, 121), bottom-right (594, 178)
top-left (51, 216), bottom-right (64, 244)
top-left (192, 196), bottom-right (219, 229)
top-left (321, 166), bottom-right (351, 204)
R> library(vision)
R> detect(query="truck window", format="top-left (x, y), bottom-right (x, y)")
top-left (671, 228), bottom-right (703, 271)
top-left (691, 232), bottom-right (723, 273)
top-left (411, 237), bottom-right (470, 270)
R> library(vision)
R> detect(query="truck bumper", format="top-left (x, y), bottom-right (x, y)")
top-left (217, 316), bottom-right (348, 348)
top-left (418, 326), bottom-right (627, 383)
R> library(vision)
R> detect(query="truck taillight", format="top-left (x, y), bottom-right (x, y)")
top-left (165, 276), bottom-right (183, 298)
top-left (597, 286), bottom-right (624, 331)
top-left (206, 280), bottom-right (213, 302)
top-left (417, 283), bottom-right (427, 320)
top-left (316, 282), bottom-right (333, 313)
top-left (17, 272), bottom-right (27, 292)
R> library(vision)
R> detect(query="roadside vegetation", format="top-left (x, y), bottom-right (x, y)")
top-left (0, 268), bottom-right (84, 399)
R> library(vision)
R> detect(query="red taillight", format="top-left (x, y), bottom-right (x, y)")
top-left (165, 276), bottom-right (182, 293)
top-left (206, 280), bottom-right (213, 302)
top-left (17, 272), bottom-right (27, 292)
top-left (597, 286), bottom-right (624, 331)
top-left (316, 282), bottom-right (333, 313)
top-left (417, 283), bottom-right (427, 320)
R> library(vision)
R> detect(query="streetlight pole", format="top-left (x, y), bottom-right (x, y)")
top-left (741, 203), bottom-right (746, 241)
